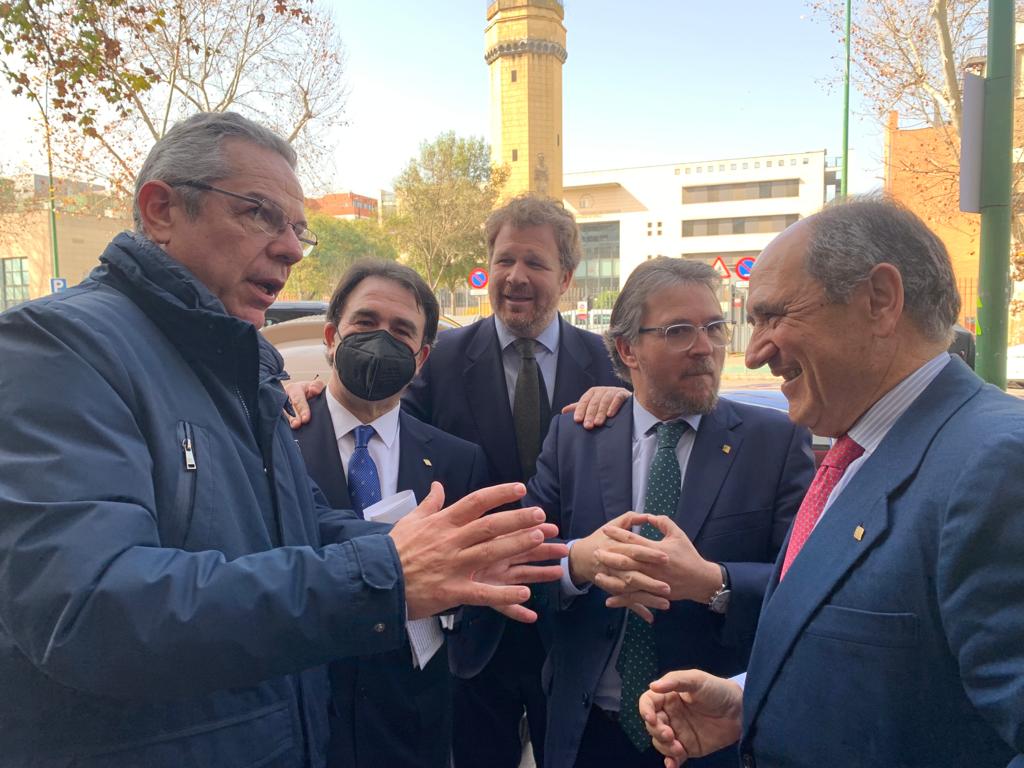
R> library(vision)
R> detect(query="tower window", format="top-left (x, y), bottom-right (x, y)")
top-left (512, 149), bottom-right (518, 162)
top-left (511, 69), bottom-right (517, 82)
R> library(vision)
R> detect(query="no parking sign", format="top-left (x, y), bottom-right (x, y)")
top-left (468, 268), bottom-right (488, 289)
top-left (735, 258), bottom-right (755, 281)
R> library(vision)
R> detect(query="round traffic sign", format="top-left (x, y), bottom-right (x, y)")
top-left (735, 257), bottom-right (756, 280)
top-left (468, 268), bottom-right (489, 289)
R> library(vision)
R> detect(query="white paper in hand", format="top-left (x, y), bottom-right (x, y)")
top-left (362, 490), bottom-right (444, 668)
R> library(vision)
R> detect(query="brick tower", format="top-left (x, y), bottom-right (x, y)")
top-left (485, 0), bottom-right (566, 201)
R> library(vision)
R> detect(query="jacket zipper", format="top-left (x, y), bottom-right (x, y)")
top-left (182, 423), bottom-right (198, 471)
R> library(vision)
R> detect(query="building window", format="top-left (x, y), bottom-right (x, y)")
top-left (742, 162), bottom-right (748, 169)
top-left (511, 69), bottom-right (517, 82)
top-left (682, 178), bottom-right (800, 204)
top-left (684, 167), bottom-right (691, 174)
top-left (754, 161), bottom-right (760, 168)
top-left (557, 133), bottom-right (560, 147)
top-left (512, 149), bottom-right (518, 162)
top-left (803, 157), bottom-right (810, 165)
top-left (719, 164), bottom-right (725, 172)
top-left (675, 168), bottom-right (681, 175)
top-left (790, 158), bottom-right (797, 166)
top-left (730, 163), bottom-right (737, 170)
top-left (1, 257), bottom-right (29, 310)
top-left (766, 160), bottom-right (773, 167)
top-left (682, 213), bottom-right (799, 237)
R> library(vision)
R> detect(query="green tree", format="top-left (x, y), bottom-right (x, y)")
top-left (287, 213), bottom-right (397, 300)
top-left (0, 0), bottom-right (346, 199)
top-left (388, 132), bottom-right (509, 292)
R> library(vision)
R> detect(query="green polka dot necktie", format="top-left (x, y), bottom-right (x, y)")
top-left (616, 419), bottom-right (689, 752)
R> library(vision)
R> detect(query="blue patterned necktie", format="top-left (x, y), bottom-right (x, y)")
top-left (616, 419), bottom-right (689, 751)
top-left (348, 424), bottom-right (382, 516)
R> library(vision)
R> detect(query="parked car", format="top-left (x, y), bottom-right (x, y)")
top-left (261, 312), bottom-right (462, 382)
top-left (1007, 344), bottom-right (1024, 387)
top-left (263, 300), bottom-right (329, 327)
top-left (721, 388), bottom-right (832, 466)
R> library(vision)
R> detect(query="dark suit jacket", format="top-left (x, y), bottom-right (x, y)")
top-left (740, 358), bottom-right (1024, 768)
top-left (529, 397), bottom-right (814, 768)
top-left (295, 392), bottom-right (489, 768)
top-left (404, 315), bottom-right (621, 678)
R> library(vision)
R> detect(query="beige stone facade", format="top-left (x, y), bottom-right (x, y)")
top-left (485, 0), bottom-right (565, 201)
top-left (0, 209), bottom-right (130, 309)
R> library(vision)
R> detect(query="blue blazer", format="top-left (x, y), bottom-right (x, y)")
top-left (740, 358), bottom-right (1024, 768)
top-left (295, 392), bottom-right (489, 768)
top-left (404, 315), bottom-right (621, 677)
top-left (530, 397), bottom-right (814, 768)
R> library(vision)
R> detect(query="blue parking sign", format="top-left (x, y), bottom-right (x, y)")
top-left (50, 277), bottom-right (68, 294)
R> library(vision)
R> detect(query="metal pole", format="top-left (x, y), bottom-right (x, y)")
top-left (840, 0), bottom-right (852, 198)
top-left (46, 124), bottom-right (60, 282)
top-left (975, 0), bottom-right (1014, 387)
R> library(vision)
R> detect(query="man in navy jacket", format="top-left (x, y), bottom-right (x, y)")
top-left (528, 257), bottom-right (812, 767)
top-left (0, 112), bottom-right (560, 767)
top-left (293, 260), bottom-right (493, 768)
top-left (640, 198), bottom-right (1024, 768)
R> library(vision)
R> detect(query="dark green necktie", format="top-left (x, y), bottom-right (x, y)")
top-left (513, 337), bottom-right (549, 479)
top-left (616, 419), bottom-right (689, 751)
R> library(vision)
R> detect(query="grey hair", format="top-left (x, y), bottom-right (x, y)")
top-left (806, 194), bottom-right (960, 343)
top-left (132, 111), bottom-right (297, 232)
top-left (485, 194), bottom-right (583, 273)
top-left (604, 256), bottom-right (719, 382)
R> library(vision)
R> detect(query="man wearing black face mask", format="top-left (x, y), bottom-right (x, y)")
top-left (293, 260), bottom-right (491, 768)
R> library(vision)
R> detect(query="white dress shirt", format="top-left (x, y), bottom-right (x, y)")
top-left (324, 388), bottom-right (442, 668)
top-left (325, 389), bottom-right (402, 497)
top-left (561, 397), bottom-right (702, 712)
top-left (494, 314), bottom-right (560, 409)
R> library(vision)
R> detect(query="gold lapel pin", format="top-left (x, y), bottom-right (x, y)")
top-left (721, 444), bottom-right (732, 454)
top-left (853, 525), bottom-right (865, 541)
top-left (423, 458), bottom-right (432, 467)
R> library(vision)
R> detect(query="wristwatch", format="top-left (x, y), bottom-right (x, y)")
top-left (707, 563), bottom-right (731, 615)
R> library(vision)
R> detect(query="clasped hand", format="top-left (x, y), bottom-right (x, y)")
top-left (571, 512), bottom-right (721, 623)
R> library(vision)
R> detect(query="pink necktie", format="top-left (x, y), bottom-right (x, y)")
top-left (779, 435), bottom-right (864, 580)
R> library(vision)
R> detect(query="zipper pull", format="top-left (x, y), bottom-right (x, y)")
top-left (182, 438), bottom-right (197, 471)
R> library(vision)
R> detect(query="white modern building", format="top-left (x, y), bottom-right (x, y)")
top-left (561, 149), bottom-right (839, 347)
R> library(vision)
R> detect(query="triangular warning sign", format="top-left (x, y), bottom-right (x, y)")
top-left (712, 256), bottom-right (731, 278)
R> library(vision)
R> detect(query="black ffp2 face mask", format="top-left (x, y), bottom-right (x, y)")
top-left (334, 329), bottom-right (418, 402)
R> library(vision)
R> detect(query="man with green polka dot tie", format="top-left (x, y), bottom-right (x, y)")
top-left (524, 257), bottom-right (813, 767)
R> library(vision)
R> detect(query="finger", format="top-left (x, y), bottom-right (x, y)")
top-left (648, 669), bottom-right (708, 695)
top-left (496, 563), bottom-right (564, 584)
top-left (605, 388), bottom-right (630, 418)
top-left (605, 591), bottom-right (671, 613)
top-left (405, 481), bottom-right (446, 521)
top-left (440, 483), bottom-right (528, 528)
top-left (494, 603), bottom-right (539, 623)
top-left (643, 513), bottom-right (683, 538)
top-left (593, 568), bottom-right (671, 597)
top-left (601, 524), bottom-right (658, 546)
top-left (606, 510), bottom-right (649, 530)
top-left (561, 399), bottom-right (579, 416)
top-left (460, 524), bottom-right (549, 568)
top-left (501, 541), bottom-right (570, 566)
top-left (627, 602), bottom-right (656, 623)
top-left (595, 543), bottom-right (669, 568)
top-left (455, 581), bottom-right (532, 609)
top-left (587, 388), bottom-right (624, 427)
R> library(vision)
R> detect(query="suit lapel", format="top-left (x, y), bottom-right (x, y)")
top-left (742, 358), bottom-right (983, 730)
top-left (552, 317), bottom-right (598, 412)
top-left (294, 393), bottom-right (353, 510)
top-left (596, 403), bottom-right (635, 522)
top-left (463, 318), bottom-right (521, 477)
top-left (675, 400), bottom-right (743, 540)
top-left (396, 411), bottom-right (435, 503)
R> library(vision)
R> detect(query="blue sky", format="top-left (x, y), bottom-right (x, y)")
top-left (328, 0), bottom-right (885, 194)
top-left (3, 0), bottom-right (885, 196)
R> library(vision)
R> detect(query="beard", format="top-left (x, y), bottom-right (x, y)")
top-left (646, 358), bottom-right (721, 416)
top-left (496, 294), bottom-right (559, 338)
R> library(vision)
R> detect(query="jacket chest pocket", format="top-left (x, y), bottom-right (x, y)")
top-left (164, 421), bottom-right (214, 549)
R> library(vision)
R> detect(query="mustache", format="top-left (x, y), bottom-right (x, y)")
top-left (685, 359), bottom-right (718, 376)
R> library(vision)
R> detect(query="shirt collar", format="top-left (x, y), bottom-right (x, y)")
top-left (846, 352), bottom-right (950, 454)
top-left (325, 388), bottom-right (401, 449)
top-left (631, 397), bottom-right (702, 442)
top-left (494, 313), bottom-right (561, 355)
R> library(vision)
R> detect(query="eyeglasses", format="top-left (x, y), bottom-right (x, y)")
top-left (175, 181), bottom-right (318, 248)
top-left (637, 320), bottom-right (733, 350)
